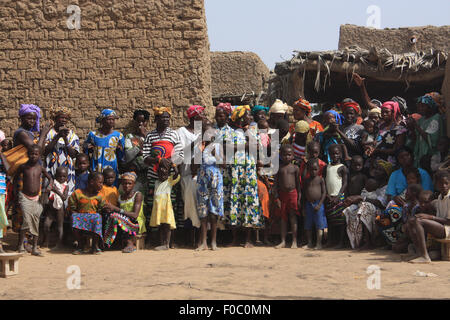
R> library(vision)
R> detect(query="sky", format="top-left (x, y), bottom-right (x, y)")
top-left (205, 0), bottom-right (450, 69)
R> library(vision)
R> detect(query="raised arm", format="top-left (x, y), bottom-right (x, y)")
top-left (352, 73), bottom-right (378, 111)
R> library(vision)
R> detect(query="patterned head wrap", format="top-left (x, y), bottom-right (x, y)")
top-left (425, 92), bottom-right (444, 114)
top-left (187, 105), bottom-right (205, 119)
top-left (96, 109), bottom-right (118, 123)
top-left (295, 120), bottom-right (310, 134)
top-left (269, 99), bottom-right (288, 114)
top-left (19, 104), bottom-right (41, 132)
top-left (216, 102), bottom-right (232, 115)
top-left (391, 96), bottom-right (407, 115)
top-left (120, 172), bottom-right (137, 182)
top-left (371, 99), bottom-right (383, 108)
top-left (417, 93), bottom-right (442, 114)
top-left (252, 105), bottom-right (270, 116)
top-left (368, 107), bottom-right (381, 116)
top-left (376, 160), bottom-right (393, 177)
top-left (381, 101), bottom-right (400, 121)
top-left (153, 106), bottom-right (172, 117)
top-left (325, 110), bottom-right (343, 126)
top-left (49, 105), bottom-right (71, 120)
top-left (342, 101), bottom-right (362, 115)
top-left (231, 105), bottom-right (251, 122)
top-left (293, 98), bottom-right (312, 114)
top-left (0, 130), bottom-right (5, 143)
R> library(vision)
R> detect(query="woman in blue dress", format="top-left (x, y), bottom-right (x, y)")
top-left (84, 109), bottom-right (125, 185)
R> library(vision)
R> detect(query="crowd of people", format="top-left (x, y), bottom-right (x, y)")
top-left (0, 74), bottom-right (448, 264)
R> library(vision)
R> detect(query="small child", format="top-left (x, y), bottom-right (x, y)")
top-left (292, 120), bottom-right (310, 163)
top-left (276, 119), bottom-right (290, 145)
top-left (99, 167), bottom-right (119, 207)
top-left (348, 155), bottom-right (367, 196)
top-left (43, 166), bottom-right (69, 250)
top-left (0, 142), bottom-right (10, 253)
top-left (149, 163), bottom-right (180, 251)
top-left (361, 119), bottom-right (378, 157)
top-left (75, 153), bottom-right (90, 191)
top-left (257, 119), bottom-right (271, 148)
top-left (303, 158), bottom-right (327, 250)
top-left (391, 167), bottom-right (422, 206)
top-left (299, 141), bottom-right (327, 179)
top-left (15, 145), bottom-right (53, 256)
top-left (324, 144), bottom-right (348, 248)
top-left (69, 172), bottom-right (105, 255)
top-left (196, 122), bottom-right (223, 251)
top-left (273, 144), bottom-right (301, 249)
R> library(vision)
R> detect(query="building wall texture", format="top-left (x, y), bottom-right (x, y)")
top-left (0, 0), bottom-right (212, 138)
top-left (339, 24), bottom-right (450, 53)
top-left (210, 51), bottom-right (269, 98)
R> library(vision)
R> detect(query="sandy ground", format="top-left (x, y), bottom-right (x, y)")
top-left (1, 232), bottom-right (450, 300)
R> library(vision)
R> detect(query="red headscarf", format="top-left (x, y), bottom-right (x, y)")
top-left (216, 102), bottom-right (232, 115)
top-left (381, 101), bottom-right (400, 121)
top-left (342, 101), bottom-right (361, 115)
top-left (187, 105), bottom-right (205, 119)
top-left (293, 98), bottom-right (312, 114)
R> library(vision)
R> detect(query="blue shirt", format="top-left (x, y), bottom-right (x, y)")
top-left (386, 168), bottom-right (433, 197)
top-left (75, 172), bottom-right (89, 191)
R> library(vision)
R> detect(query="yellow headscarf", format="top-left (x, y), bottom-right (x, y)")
top-left (377, 160), bottom-right (393, 177)
top-left (153, 107), bottom-right (172, 116)
top-left (231, 105), bottom-right (251, 122)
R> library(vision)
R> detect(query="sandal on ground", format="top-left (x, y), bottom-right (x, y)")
top-left (91, 248), bottom-right (102, 255)
top-left (122, 246), bottom-right (136, 253)
top-left (72, 249), bottom-right (83, 255)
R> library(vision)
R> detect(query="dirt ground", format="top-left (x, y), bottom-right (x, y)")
top-left (1, 232), bottom-right (450, 300)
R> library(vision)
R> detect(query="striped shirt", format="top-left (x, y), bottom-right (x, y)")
top-left (142, 128), bottom-right (184, 180)
top-left (292, 142), bottom-right (306, 161)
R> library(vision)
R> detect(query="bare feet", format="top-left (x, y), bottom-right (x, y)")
top-left (211, 242), bottom-right (219, 251)
top-left (122, 245), bottom-right (136, 253)
top-left (0, 247), bottom-right (5, 254)
top-left (31, 249), bottom-right (44, 257)
top-left (155, 245), bottom-right (169, 251)
top-left (17, 244), bottom-right (25, 253)
top-left (244, 242), bottom-right (254, 248)
top-left (314, 244), bottom-right (323, 250)
top-left (195, 243), bottom-right (209, 251)
top-left (275, 242), bottom-right (286, 249)
top-left (302, 243), bottom-right (314, 249)
top-left (291, 242), bottom-right (298, 249)
top-left (409, 256), bottom-right (432, 264)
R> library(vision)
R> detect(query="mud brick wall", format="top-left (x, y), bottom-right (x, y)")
top-left (339, 24), bottom-right (450, 54)
top-left (0, 0), bottom-right (212, 138)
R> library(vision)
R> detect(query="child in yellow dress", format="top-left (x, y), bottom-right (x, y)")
top-left (150, 164), bottom-right (180, 250)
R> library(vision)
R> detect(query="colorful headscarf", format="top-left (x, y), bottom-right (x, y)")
top-left (19, 104), bottom-right (41, 132)
top-left (371, 99), bottom-right (383, 108)
top-left (425, 92), bottom-right (444, 114)
top-left (96, 109), bottom-right (117, 123)
top-left (187, 105), bottom-right (205, 119)
top-left (269, 99), bottom-right (288, 114)
top-left (295, 120), bottom-right (310, 134)
top-left (0, 130), bottom-right (5, 143)
top-left (231, 105), bottom-right (251, 122)
top-left (252, 105), bottom-right (270, 116)
top-left (216, 102), bottom-right (232, 115)
top-left (417, 93), bottom-right (442, 114)
top-left (120, 172), bottom-right (137, 182)
top-left (368, 107), bottom-right (381, 116)
top-left (151, 140), bottom-right (174, 173)
top-left (49, 105), bottom-right (71, 119)
top-left (342, 101), bottom-right (362, 115)
top-left (376, 159), bottom-right (393, 177)
top-left (153, 106), bottom-right (172, 117)
top-left (293, 98), bottom-right (312, 114)
top-left (325, 110), bottom-right (343, 126)
top-left (381, 101), bottom-right (400, 121)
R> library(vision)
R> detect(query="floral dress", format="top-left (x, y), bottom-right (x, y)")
top-left (216, 124), bottom-right (234, 217)
top-left (45, 128), bottom-right (80, 195)
top-left (228, 128), bottom-right (264, 228)
top-left (68, 189), bottom-right (106, 238)
top-left (376, 123), bottom-right (407, 166)
top-left (84, 130), bottom-right (125, 183)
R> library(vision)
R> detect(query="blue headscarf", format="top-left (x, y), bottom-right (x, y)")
top-left (252, 105), bottom-right (269, 116)
top-left (96, 109), bottom-right (117, 123)
top-left (19, 104), bottom-right (41, 132)
top-left (325, 110), bottom-right (343, 126)
top-left (417, 95), bottom-right (438, 113)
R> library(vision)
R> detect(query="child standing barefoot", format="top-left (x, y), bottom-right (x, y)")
top-left (15, 145), bottom-right (53, 256)
top-left (150, 165), bottom-right (180, 251)
top-left (303, 159), bottom-right (327, 250)
top-left (68, 172), bottom-right (106, 255)
top-left (274, 145), bottom-right (301, 249)
top-left (44, 167), bottom-right (69, 250)
top-left (324, 144), bottom-right (348, 248)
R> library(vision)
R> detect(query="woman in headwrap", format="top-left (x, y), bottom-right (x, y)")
top-left (175, 105), bottom-right (205, 245)
top-left (406, 93), bottom-right (445, 168)
top-left (290, 98), bottom-right (323, 137)
top-left (337, 100), bottom-right (364, 157)
top-left (103, 172), bottom-right (146, 253)
top-left (268, 99), bottom-right (289, 134)
top-left (43, 106), bottom-right (80, 195)
top-left (228, 105), bottom-right (264, 247)
top-left (83, 109), bottom-right (125, 184)
top-left (142, 106), bottom-right (184, 248)
top-left (252, 105), bottom-right (270, 123)
top-left (371, 101), bottom-right (407, 167)
top-left (124, 109), bottom-right (150, 193)
top-left (343, 160), bottom-right (391, 249)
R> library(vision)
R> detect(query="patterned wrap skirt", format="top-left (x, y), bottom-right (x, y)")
top-left (72, 213), bottom-right (103, 238)
top-left (103, 212), bottom-right (139, 247)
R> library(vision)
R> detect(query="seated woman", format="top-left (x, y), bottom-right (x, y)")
top-left (407, 170), bottom-right (450, 264)
top-left (103, 172), bottom-right (146, 253)
top-left (68, 172), bottom-right (106, 255)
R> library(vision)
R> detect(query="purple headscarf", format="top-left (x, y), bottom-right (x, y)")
top-left (19, 104), bottom-right (41, 132)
